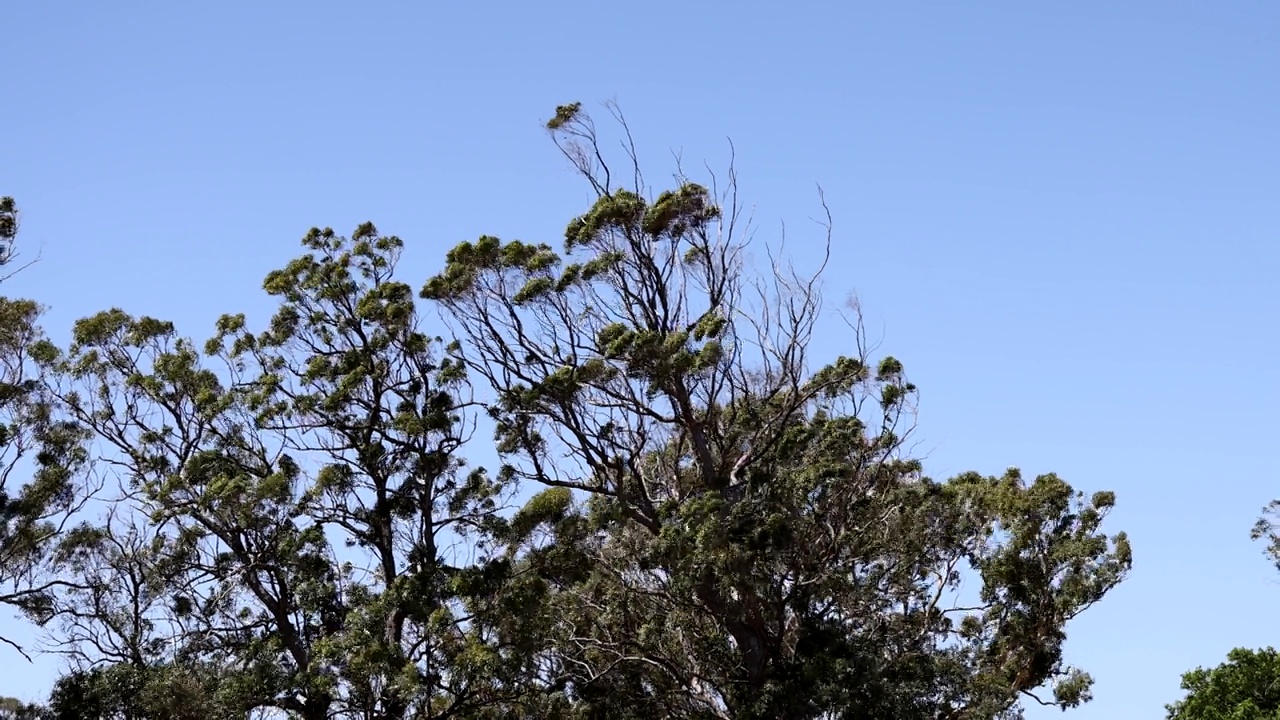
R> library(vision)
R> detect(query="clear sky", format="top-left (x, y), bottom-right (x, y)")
top-left (4, 2), bottom-right (1279, 716)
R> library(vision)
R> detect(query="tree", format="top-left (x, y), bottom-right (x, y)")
top-left (39, 226), bottom-right (511, 718)
top-left (36, 509), bottom-right (246, 720)
top-left (0, 295), bottom-right (91, 661)
top-left (0, 197), bottom-right (90, 662)
top-left (0, 198), bottom-right (89, 663)
top-left (421, 102), bottom-right (1132, 719)
top-left (30, 101), bottom-right (1131, 719)
top-left (40, 661), bottom-right (234, 720)
top-left (1165, 647), bottom-right (1280, 720)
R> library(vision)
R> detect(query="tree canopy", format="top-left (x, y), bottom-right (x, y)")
top-left (1166, 647), bottom-right (1280, 720)
top-left (0, 105), bottom-right (1131, 719)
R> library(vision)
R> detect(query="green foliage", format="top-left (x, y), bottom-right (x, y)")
top-left (38, 224), bottom-right (509, 718)
top-left (1166, 648), bottom-right (1280, 720)
top-left (44, 662), bottom-right (243, 720)
top-left (13, 103), bottom-right (1131, 720)
top-left (546, 102), bottom-right (582, 130)
top-left (420, 102), bottom-right (1131, 719)
top-left (0, 297), bottom-right (91, 658)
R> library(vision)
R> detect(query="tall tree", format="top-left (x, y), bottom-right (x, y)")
top-left (0, 294), bottom-right (91, 661)
top-left (30, 103), bottom-right (1133, 719)
top-left (0, 198), bottom-right (89, 661)
top-left (41, 225), bottom-right (509, 718)
top-left (422, 102), bottom-right (1132, 719)
top-left (1165, 647), bottom-right (1280, 720)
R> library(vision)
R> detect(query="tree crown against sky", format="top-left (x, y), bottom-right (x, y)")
top-left (0, 104), bottom-right (1135, 719)
top-left (1165, 647), bottom-right (1280, 720)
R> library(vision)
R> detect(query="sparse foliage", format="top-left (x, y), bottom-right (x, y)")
top-left (0, 296), bottom-right (91, 662)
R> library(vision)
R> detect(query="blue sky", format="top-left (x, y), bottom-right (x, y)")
top-left (4, 1), bottom-right (1279, 715)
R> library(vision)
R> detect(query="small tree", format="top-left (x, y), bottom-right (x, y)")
top-left (0, 198), bottom-right (89, 661)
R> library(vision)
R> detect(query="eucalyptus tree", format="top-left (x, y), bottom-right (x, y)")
top-left (29, 103), bottom-right (1133, 720)
top-left (423, 102), bottom-right (1132, 719)
top-left (0, 295), bottom-right (91, 659)
top-left (0, 197), bottom-right (90, 661)
top-left (40, 226), bottom-right (511, 719)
